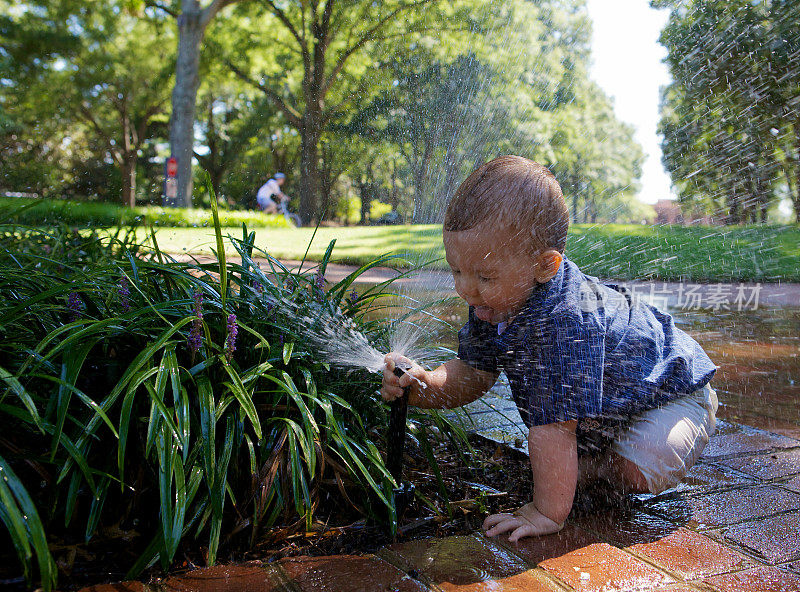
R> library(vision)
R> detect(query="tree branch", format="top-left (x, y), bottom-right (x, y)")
top-left (201, 0), bottom-right (241, 28)
top-left (322, 0), bottom-right (436, 95)
top-left (79, 103), bottom-right (122, 165)
top-left (224, 59), bottom-right (303, 126)
top-left (261, 0), bottom-right (306, 52)
top-left (144, 0), bottom-right (179, 18)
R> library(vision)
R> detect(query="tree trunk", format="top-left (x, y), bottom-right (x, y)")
top-left (121, 152), bottom-right (137, 208)
top-left (169, 4), bottom-right (207, 208)
top-left (298, 126), bottom-right (321, 224)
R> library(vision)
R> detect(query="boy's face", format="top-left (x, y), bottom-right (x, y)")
top-left (444, 222), bottom-right (540, 325)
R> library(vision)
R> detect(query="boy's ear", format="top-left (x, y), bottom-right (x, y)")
top-left (534, 249), bottom-right (562, 283)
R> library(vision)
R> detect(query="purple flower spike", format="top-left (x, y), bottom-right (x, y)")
top-left (119, 276), bottom-right (131, 312)
top-left (67, 292), bottom-right (83, 321)
top-left (314, 271), bottom-right (325, 289)
top-left (225, 313), bottom-right (238, 361)
top-left (348, 289), bottom-right (359, 305)
top-left (193, 290), bottom-right (204, 320)
top-left (188, 290), bottom-right (203, 357)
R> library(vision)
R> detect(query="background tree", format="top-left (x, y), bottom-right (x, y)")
top-left (139, 0), bottom-right (253, 208)
top-left (223, 0), bottom-right (476, 223)
top-left (344, 0), bottom-right (642, 223)
top-left (0, 0), bottom-right (80, 196)
top-left (68, 12), bottom-right (173, 207)
top-left (655, 0), bottom-right (800, 223)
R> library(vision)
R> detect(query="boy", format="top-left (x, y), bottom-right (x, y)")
top-left (381, 155), bottom-right (717, 542)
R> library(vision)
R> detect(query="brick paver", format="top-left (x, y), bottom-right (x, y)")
top-left (78, 410), bottom-right (800, 592)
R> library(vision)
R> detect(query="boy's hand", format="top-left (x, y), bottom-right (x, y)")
top-left (482, 502), bottom-right (565, 542)
top-left (381, 353), bottom-right (427, 402)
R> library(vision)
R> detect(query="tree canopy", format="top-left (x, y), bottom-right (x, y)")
top-left (2, 0), bottom-right (648, 224)
top-left (656, 0), bottom-right (800, 223)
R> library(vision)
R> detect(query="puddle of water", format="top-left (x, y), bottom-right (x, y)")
top-left (680, 309), bottom-right (800, 437)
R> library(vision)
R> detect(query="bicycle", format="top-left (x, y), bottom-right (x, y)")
top-left (278, 200), bottom-right (303, 227)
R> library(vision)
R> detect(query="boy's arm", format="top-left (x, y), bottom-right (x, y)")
top-left (382, 355), bottom-right (498, 409)
top-left (483, 420), bottom-right (578, 541)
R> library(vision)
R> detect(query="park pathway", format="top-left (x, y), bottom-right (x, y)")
top-left (171, 253), bottom-right (800, 308)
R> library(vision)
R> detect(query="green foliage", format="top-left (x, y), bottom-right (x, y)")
top-left (656, 0), bottom-right (800, 223)
top-left (0, 196), bottom-right (293, 228)
top-left (0, 212), bottom-right (467, 589)
top-left (4, 0), bottom-right (645, 221)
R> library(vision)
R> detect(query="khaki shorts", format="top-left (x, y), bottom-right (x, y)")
top-left (613, 384), bottom-right (718, 494)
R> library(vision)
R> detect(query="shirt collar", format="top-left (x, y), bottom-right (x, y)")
top-left (507, 256), bottom-right (566, 329)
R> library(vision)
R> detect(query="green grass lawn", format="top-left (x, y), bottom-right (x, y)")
top-left (139, 223), bottom-right (800, 282)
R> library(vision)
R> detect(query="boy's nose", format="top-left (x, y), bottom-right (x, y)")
top-left (455, 275), bottom-right (479, 300)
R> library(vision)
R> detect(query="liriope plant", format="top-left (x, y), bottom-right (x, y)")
top-left (0, 194), bottom-right (471, 590)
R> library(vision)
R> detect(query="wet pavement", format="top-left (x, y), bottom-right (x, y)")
top-left (80, 416), bottom-right (800, 592)
top-left (82, 256), bottom-right (800, 592)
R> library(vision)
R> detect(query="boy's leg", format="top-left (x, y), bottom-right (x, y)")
top-left (577, 452), bottom-right (649, 493)
top-left (610, 385), bottom-right (718, 495)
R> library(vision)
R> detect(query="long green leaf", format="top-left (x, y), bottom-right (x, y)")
top-left (61, 318), bottom-right (193, 480)
top-left (220, 358), bottom-right (261, 439)
top-left (0, 365), bottom-right (43, 432)
top-left (0, 454), bottom-right (58, 591)
top-left (117, 367), bottom-right (159, 487)
top-left (206, 172), bottom-right (227, 310)
top-left (84, 477), bottom-right (110, 542)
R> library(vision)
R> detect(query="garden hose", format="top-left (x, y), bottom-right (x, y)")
top-left (387, 363), bottom-right (415, 518)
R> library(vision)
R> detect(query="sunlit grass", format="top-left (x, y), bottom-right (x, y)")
top-left (134, 223), bottom-right (800, 282)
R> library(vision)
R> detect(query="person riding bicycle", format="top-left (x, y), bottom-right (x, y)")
top-left (256, 172), bottom-right (288, 214)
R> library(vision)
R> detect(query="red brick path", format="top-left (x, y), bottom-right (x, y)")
top-left (80, 420), bottom-right (800, 592)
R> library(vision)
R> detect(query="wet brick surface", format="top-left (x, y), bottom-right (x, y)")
top-left (570, 507), bottom-right (675, 548)
top-left (785, 474), bottom-right (800, 491)
top-left (538, 542), bottom-right (674, 591)
top-left (704, 565), bottom-right (800, 592)
top-left (660, 460), bottom-right (758, 493)
top-left (702, 422), bottom-right (799, 458)
top-left (718, 448), bottom-right (800, 480)
top-left (627, 527), bottom-right (754, 580)
top-left (488, 522), bottom-right (602, 566)
top-left (76, 417), bottom-right (800, 592)
top-left (277, 555), bottom-right (427, 592)
top-left (383, 534), bottom-right (551, 591)
top-left (646, 485), bottom-right (800, 529)
top-left (719, 510), bottom-right (800, 564)
top-left (159, 563), bottom-right (285, 592)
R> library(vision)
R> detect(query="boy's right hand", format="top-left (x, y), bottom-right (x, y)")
top-left (381, 353), bottom-right (427, 403)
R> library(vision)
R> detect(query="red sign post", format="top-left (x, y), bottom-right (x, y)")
top-left (164, 156), bottom-right (178, 206)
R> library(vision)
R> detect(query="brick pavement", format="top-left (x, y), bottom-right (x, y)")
top-left (80, 413), bottom-right (800, 592)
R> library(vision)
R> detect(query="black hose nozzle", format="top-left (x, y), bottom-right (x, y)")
top-left (386, 362), bottom-right (414, 520)
top-left (386, 364), bottom-right (411, 484)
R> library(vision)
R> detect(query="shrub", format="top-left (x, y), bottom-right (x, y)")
top-left (0, 196), bottom-right (293, 228)
top-left (0, 211), bottom-right (464, 590)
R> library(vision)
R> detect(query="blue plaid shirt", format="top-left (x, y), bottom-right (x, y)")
top-left (458, 257), bottom-right (716, 432)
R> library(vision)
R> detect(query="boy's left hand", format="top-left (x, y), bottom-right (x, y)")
top-left (482, 502), bottom-right (565, 542)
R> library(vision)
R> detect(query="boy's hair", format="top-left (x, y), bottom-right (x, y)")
top-left (444, 155), bottom-right (569, 253)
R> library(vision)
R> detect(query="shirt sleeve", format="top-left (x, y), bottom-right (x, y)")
top-left (457, 307), bottom-right (500, 373)
top-left (521, 311), bottom-right (606, 426)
